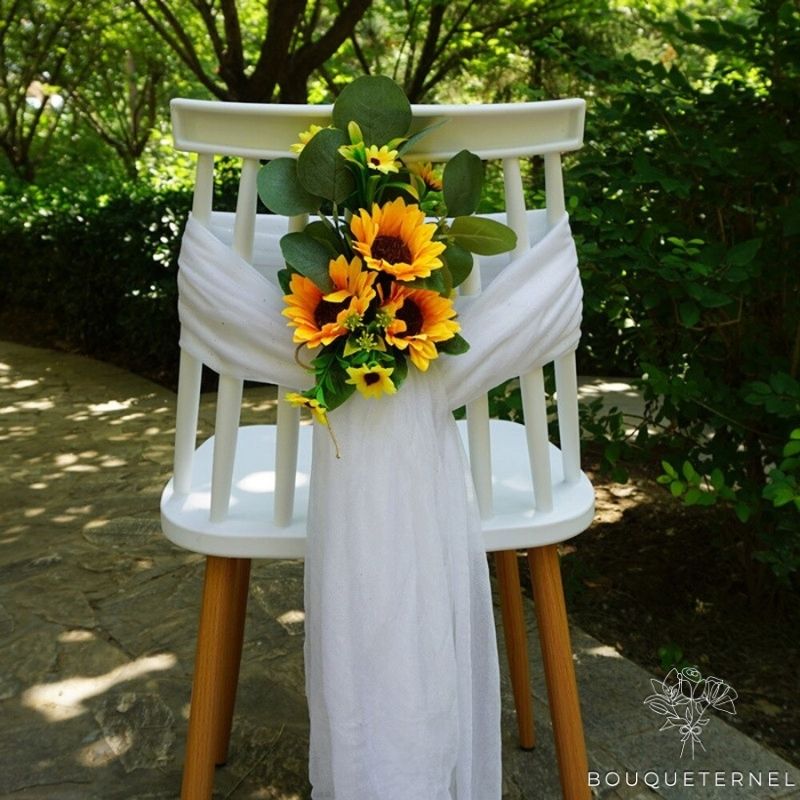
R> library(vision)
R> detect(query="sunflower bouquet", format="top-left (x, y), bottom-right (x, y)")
top-left (257, 75), bottom-right (516, 434)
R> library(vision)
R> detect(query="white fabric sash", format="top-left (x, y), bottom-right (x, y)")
top-left (177, 211), bottom-right (582, 799)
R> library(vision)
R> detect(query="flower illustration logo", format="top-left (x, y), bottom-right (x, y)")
top-left (643, 667), bottom-right (738, 758)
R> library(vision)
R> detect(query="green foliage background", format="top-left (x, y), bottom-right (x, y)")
top-left (0, 0), bottom-right (798, 593)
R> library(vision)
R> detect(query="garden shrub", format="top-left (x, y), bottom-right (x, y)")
top-left (0, 183), bottom-right (191, 384)
top-left (560, 1), bottom-right (800, 592)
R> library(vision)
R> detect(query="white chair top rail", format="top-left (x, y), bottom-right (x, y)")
top-left (170, 97), bottom-right (586, 161)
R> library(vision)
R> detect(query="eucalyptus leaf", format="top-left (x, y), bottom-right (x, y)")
top-left (277, 267), bottom-right (293, 295)
top-left (448, 216), bottom-right (517, 255)
top-left (441, 242), bottom-right (473, 287)
top-left (257, 158), bottom-right (320, 216)
top-left (304, 220), bottom-right (342, 256)
top-left (280, 232), bottom-right (333, 291)
top-left (297, 128), bottom-right (355, 204)
top-left (397, 119), bottom-right (448, 155)
top-left (332, 75), bottom-right (412, 145)
top-left (443, 150), bottom-right (484, 216)
top-left (438, 333), bottom-right (470, 355)
top-left (406, 266), bottom-right (450, 297)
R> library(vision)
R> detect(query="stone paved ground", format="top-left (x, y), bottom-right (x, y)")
top-left (1, 340), bottom-right (798, 800)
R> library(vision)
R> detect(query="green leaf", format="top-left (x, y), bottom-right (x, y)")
top-left (297, 128), bottom-right (355, 204)
top-left (734, 501), bottom-right (752, 523)
top-left (686, 283), bottom-right (732, 308)
top-left (304, 220), bottom-right (342, 256)
top-left (662, 460), bottom-right (679, 479)
top-left (277, 267), bottom-right (292, 295)
top-left (257, 158), bottom-right (320, 216)
top-left (726, 238), bottom-right (761, 266)
top-left (670, 480), bottom-right (686, 497)
top-left (442, 242), bottom-right (473, 287)
top-left (684, 487), bottom-right (703, 505)
top-left (332, 75), bottom-right (412, 146)
top-left (390, 352), bottom-right (409, 389)
top-left (783, 441), bottom-right (800, 457)
top-left (605, 441), bottom-right (621, 464)
top-left (679, 300), bottom-right (700, 327)
top-left (611, 465), bottom-right (629, 483)
top-left (321, 380), bottom-right (356, 413)
top-left (443, 149), bottom-right (484, 216)
top-left (280, 232), bottom-right (333, 291)
top-left (406, 266), bottom-right (451, 297)
top-left (397, 119), bottom-right (447, 155)
top-left (682, 460), bottom-right (700, 484)
top-left (438, 333), bottom-right (470, 355)
top-left (448, 216), bottom-right (516, 255)
top-left (767, 484), bottom-right (798, 507)
top-left (710, 468), bottom-right (725, 490)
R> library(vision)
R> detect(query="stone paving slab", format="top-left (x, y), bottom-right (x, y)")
top-left (1, 341), bottom-right (798, 799)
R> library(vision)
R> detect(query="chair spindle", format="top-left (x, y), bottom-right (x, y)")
top-left (544, 151), bottom-right (566, 223)
top-left (209, 158), bottom-right (259, 522)
top-left (273, 213), bottom-right (308, 526)
top-left (520, 367), bottom-right (554, 513)
top-left (554, 353), bottom-right (581, 484)
top-left (173, 152), bottom-right (215, 493)
top-left (461, 252), bottom-right (493, 519)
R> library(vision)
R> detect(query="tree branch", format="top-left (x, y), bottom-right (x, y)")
top-left (247, 0), bottom-right (306, 101)
top-left (132, 0), bottom-right (226, 99)
top-left (191, 0), bottom-right (228, 71)
top-left (287, 0), bottom-right (372, 85)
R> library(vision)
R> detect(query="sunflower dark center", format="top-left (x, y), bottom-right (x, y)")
top-left (369, 156), bottom-right (382, 166)
top-left (314, 299), bottom-right (348, 328)
top-left (372, 235), bottom-right (412, 265)
top-left (364, 373), bottom-right (381, 385)
top-left (396, 299), bottom-right (424, 336)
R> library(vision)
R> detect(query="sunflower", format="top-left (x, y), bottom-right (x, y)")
top-left (345, 363), bottom-right (397, 399)
top-left (285, 392), bottom-right (329, 426)
top-left (290, 124), bottom-right (326, 154)
top-left (381, 284), bottom-right (460, 371)
top-left (324, 254), bottom-right (377, 308)
top-left (350, 197), bottom-right (446, 282)
top-left (365, 145), bottom-right (400, 174)
top-left (408, 161), bottom-right (443, 192)
top-left (283, 255), bottom-right (376, 348)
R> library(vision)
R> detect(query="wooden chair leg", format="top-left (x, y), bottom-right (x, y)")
top-left (528, 544), bottom-right (589, 800)
top-left (181, 556), bottom-right (249, 800)
top-left (495, 550), bottom-right (535, 750)
top-left (214, 557), bottom-right (251, 765)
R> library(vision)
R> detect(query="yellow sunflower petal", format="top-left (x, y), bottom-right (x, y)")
top-left (381, 285), bottom-right (460, 370)
top-left (365, 145), bottom-right (400, 174)
top-left (285, 392), bottom-right (329, 426)
top-left (349, 197), bottom-right (445, 281)
top-left (345, 364), bottom-right (397, 399)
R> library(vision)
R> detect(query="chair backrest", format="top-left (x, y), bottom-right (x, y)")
top-left (170, 97), bottom-right (586, 526)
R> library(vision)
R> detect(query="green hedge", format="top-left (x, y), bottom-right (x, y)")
top-left (0, 185), bottom-right (191, 385)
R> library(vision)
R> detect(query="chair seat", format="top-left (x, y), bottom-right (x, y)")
top-left (161, 420), bottom-right (595, 559)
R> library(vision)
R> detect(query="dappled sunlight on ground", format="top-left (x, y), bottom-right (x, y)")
top-left (583, 644), bottom-right (624, 660)
top-left (0, 341), bottom-right (311, 798)
top-left (22, 653), bottom-right (177, 722)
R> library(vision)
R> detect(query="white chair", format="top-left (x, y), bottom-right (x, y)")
top-left (162, 97), bottom-right (593, 800)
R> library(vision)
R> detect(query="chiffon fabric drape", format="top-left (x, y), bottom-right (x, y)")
top-left (177, 210), bottom-right (583, 800)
